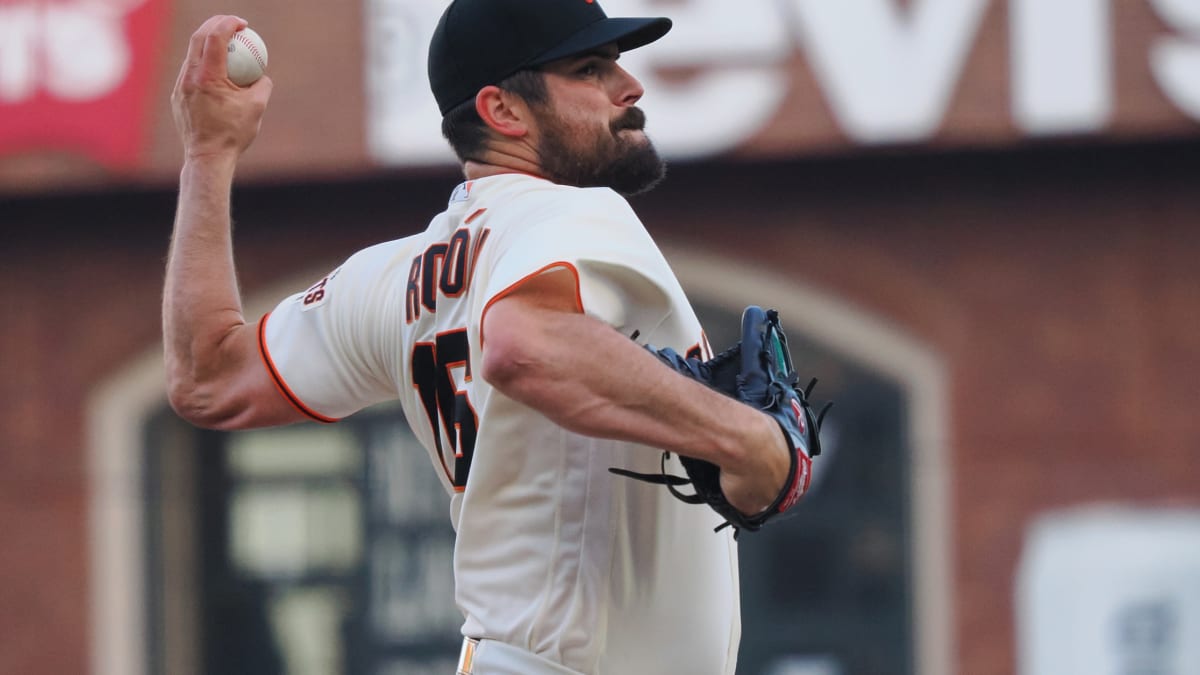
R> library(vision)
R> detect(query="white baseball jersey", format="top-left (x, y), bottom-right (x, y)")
top-left (260, 173), bottom-right (740, 674)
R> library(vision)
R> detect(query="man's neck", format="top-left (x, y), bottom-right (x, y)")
top-left (462, 140), bottom-right (548, 181)
top-left (462, 161), bottom-right (545, 181)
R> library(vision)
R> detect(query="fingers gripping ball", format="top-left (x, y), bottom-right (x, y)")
top-left (227, 27), bottom-right (268, 86)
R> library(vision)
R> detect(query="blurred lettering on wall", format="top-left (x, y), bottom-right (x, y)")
top-left (0, 0), bottom-right (169, 168)
top-left (2, 0), bottom-right (1199, 192)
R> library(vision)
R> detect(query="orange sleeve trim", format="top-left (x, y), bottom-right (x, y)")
top-left (479, 261), bottom-right (584, 348)
top-left (257, 312), bottom-right (340, 424)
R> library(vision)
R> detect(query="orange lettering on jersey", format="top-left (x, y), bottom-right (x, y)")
top-left (405, 256), bottom-right (422, 323)
top-left (422, 243), bottom-right (449, 313)
top-left (467, 227), bottom-right (491, 290)
top-left (441, 229), bottom-right (470, 298)
top-left (405, 227), bottom-right (492, 324)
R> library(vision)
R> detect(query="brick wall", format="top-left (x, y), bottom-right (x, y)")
top-left (2, 141), bottom-right (1198, 674)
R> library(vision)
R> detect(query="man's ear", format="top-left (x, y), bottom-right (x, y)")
top-left (475, 86), bottom-right (531, 138)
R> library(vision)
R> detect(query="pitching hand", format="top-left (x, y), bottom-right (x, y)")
top-left (171, 15), bottom-right (273, 160)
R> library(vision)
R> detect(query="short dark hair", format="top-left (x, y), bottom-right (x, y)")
top-left (441, 69), bottom-right (548, 164)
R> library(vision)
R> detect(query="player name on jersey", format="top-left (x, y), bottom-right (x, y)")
top-left (406, 223), bottom-right (490, 324)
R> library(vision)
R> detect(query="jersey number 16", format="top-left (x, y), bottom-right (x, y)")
top-left (411, 329), bottom-right (478, 491)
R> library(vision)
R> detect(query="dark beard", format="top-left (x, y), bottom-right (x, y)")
top-left (536, 107), bottom-right (667, 197)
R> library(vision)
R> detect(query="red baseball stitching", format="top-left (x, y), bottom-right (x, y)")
top-left (234, 32), bottom-right (266, 69)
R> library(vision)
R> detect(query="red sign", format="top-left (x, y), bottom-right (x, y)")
top-left (0, 0), bottom-right (170, 169)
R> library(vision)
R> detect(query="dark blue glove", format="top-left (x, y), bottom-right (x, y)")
top-left (610, 306), bottom-right (830, 534)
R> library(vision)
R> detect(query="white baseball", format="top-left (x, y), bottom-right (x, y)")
top-left (227, 26), bottom-right (268, 86)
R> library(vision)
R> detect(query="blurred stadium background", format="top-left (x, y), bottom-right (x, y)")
top-left (2, 1), bottom-right (1198, 674)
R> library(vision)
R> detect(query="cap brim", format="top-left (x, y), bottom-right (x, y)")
top-left (530, 17), bottom-right (672, 66)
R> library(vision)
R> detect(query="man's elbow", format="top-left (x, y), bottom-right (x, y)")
top-left (481, 324), bottom-right (561, 405)
top-left (166, 375), bottom-right (244, 431)
top-left (163, 324), bottom-right (278, 430)
top-left (479, 332), bottom-right (527, 394)
top-left (167, 382), bottom-right (220, 429)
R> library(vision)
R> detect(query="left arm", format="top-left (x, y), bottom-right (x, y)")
top-left (480, 269), bottom-right (792, 516)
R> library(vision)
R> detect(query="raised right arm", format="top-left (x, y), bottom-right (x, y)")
top-left (163, 15), bottom-right (304, 430)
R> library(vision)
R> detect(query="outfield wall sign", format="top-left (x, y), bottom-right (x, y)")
top-left (1, 0), bottom-right (1198, 182)
top-left (367, 0), bottom-right (1200, 165)
top-left (0, 0), bottom-right (169, 168)
top-left (1017, 507), bottom-right (1200, 675)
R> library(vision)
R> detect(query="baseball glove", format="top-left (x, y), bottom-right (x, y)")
top-left (611, 306), bottom-right (830, 534)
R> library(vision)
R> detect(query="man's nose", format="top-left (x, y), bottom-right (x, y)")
top-left (614, 64), bottom-right (644, 107)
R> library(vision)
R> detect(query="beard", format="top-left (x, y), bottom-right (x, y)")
top-left (534, 106), bottom-right (667, 197)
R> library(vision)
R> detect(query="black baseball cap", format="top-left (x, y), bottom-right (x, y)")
top-left (428, 0), bottom-right (672, 115)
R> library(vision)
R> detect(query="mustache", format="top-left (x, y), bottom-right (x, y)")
top-left (611, 107), bottom-right (647, 133)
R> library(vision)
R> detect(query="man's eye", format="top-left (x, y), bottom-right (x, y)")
top-left (578, 64), bottom-right (599, 76)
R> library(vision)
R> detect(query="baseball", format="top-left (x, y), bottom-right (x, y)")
top-left (227, 26), bottom-right (268, 86)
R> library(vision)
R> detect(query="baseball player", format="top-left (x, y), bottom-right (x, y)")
top-left (164, 1), bottom-right (803, 673)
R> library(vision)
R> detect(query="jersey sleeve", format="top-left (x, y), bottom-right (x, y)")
top-left (259, 240), bottom-right (408, 421)
top-left (477, 187), bottom-right (675, 337)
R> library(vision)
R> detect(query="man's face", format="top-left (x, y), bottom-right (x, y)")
top-left (529, 48), bottom-right (666, 196)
